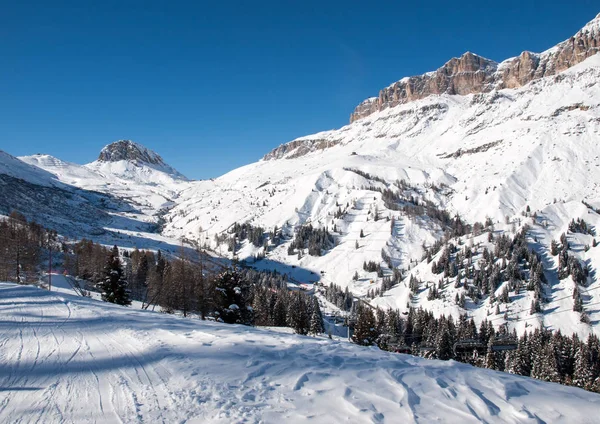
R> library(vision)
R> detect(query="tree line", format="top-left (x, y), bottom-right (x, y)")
top-left (351, 304), bottom-right (600, 393)
top-left (0, 211), bottom-right (57, 283)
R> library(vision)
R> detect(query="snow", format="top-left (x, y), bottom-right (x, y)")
top-left (2, 28), bottom-right (600, 346)
top-left (2, 282), bottom-right (599, 423)
top-left (0, 151), bottom-right (62, 187)
top-left (140, 53), bottom-right (600, 338)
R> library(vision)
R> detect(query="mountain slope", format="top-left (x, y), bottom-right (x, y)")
top-left (1, 283), bottom-right (599, 423)
top-left (22, 140), bottom-right (190, 213)
top-left (164, 42), bottom-right (600, 337)
top-left (92, 139), bottom-right (189, 182)
top-left (0, 150), bottom-right (62, 187)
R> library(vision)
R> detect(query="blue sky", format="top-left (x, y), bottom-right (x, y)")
top-left (0, 1), bottom-right (598, 179)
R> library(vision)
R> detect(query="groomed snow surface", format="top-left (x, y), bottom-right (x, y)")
top-left (2, 283), bottom-right (599, 424)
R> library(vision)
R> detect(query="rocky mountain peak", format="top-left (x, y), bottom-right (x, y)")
top-left (98, 140), bottom-right (166, 166)
top-left (349, 12), bottom-right (600, 123)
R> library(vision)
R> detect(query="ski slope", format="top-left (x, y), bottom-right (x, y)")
top-left (1, 283), bottom-right (599, 423)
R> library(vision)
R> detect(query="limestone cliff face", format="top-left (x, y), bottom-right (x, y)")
top-left (350, 53), bottom-right (497, 123)
top-left (349, 13), bottom-right (600, 123)
top-left (263, 13), bottom-right (600, 161)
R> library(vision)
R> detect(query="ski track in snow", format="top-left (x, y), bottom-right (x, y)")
top-left (1, 283), bottom-right (600, 423)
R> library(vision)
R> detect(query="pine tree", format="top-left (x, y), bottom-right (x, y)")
top-left (435, 319), bottom-right (453, 360)
top-left (272, 291), bottom-right (288, 326)
top-left (213, 269), bottom-right (253, 325)
top-left (352, 304), bottom-right (378, 346)
top-left (252, 287), bottom-right (270, 326)
top-left (309, 297), bottom-right (324, 335)
top-left (287, 292), bottom-right (310, 335)
top-left (573, 342), bottom-right (594, 390)
top-left (99, 246), bottom-right (131, 306)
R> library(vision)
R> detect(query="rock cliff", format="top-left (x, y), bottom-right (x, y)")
top-left (98, 140), bottom-right (167, 166)
top-left (349, 13), bottom-right (600, 123)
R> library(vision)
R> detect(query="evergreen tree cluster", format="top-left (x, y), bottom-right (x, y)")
top-left (366, 276), bottom-right (397, 299)
top-left (363, 260), bottom-right (381, 274)
top-left (287, 224), bottom-right (333, 257)
top-left (557, 240), bottom-right (588, 285)
top-left (252, 284), bottom-right (323, 335)
top-left (322, 282), bottom-right (353, 312)
top-left (230, 222), bottom-right (266, 247)
top-left (425, 226), bottom-right (548, 308)
top-left (350, 305), bottom-right (600, 393)
top-left (568, 218), bottom-right (595, 236)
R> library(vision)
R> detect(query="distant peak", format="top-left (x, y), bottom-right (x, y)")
top-left (98, 140), bottom-right (165, 166)
top-left (96, 140), bottom-right (188, 180)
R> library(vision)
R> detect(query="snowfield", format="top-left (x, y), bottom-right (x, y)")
top-left (1, 283), bottom-right (599, 424)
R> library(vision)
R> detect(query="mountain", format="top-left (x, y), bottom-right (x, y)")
top-left (2, 282), bottom-right (599, 423)
top-left (349, 13), bottom-right (600, 123)
top-left (14, 143), bottom-right (193, 251)
top-left (21, 140), bottom-right (189, 213)
top-left (94, 139), bottom-right (188, 181)
top-left (2, 14), bottom-right (600, 342)
top-left (162, 14), bottom-right (600, 340)
top-left (0, 150), bottom-right (132, 236)
top-left (98, 139), bottom-right (168, 165)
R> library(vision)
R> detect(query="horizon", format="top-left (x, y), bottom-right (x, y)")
top-left (1, 1), bottom-right (598, 179)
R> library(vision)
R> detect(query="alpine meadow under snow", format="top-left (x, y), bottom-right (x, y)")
top-left (2, 11), bottom-right (600, 424)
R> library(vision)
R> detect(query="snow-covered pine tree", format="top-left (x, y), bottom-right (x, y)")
top-left (309, 297), bottom-right (324, 335)
top-left (287, 292), bottom-right (310, 335)
top-left (272, 291), bottom-right (288, 327)
top-left (573, 341), bottom-right (594, 390)
top-left (99, 245), bottom-right (131, 306)
top-left (351, 304), bottom-right (378, 346)
top-left (213, 269), bottom-right (253, 325)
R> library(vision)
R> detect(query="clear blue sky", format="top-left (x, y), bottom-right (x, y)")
top-left (0, 1), bottom-right (598, 179)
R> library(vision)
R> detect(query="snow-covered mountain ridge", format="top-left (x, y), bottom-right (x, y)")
top-left (20, 141), bottom-right (189, 216)
top-left (345, 12), bottom-right (600, 124)
top-left (0, 142), bottom-right (192, 252)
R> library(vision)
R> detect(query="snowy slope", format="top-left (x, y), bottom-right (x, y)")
top-left (22, 151), bottom-right (190, 214)
top-left (0, 150), bottom-right (62, 187)
top-left (168, 53), bottom-right (600, 234)
top-left (1, 283), bottom-right (599, 424)
top-left (155, 54), bottom-right (600, 338)
top-left (18, 144), bottom-right (193, 251)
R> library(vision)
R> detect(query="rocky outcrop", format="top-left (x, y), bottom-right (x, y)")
top-left (350, 13), bottom-right (600, 123)
top-left (263, 138), bottom-right (341, 160)
top-left (98, 140), bottom-right (166, 166)
top-left (350, 53), bottom-right (498, 123)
